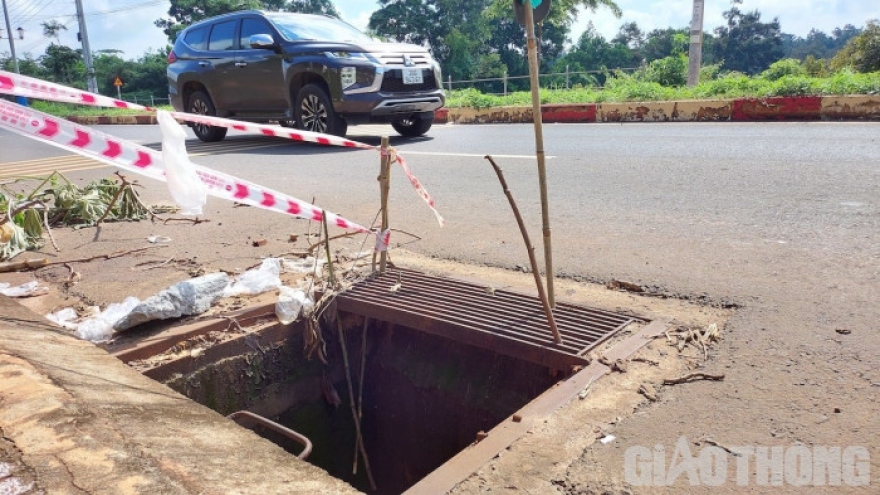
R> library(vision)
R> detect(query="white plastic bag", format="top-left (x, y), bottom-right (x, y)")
top-left (282, 256), bottom-right (323, 278)
top-left (47, 297), bottom-right (141, 342)
top-left (0, 281), bottom-right (48, 297)
top-left (157, 110), bottom-right (207, 215)
top-left (223, 258), bottom-right (282, 297)
top-left (275, 286), bottom-right (314, 324)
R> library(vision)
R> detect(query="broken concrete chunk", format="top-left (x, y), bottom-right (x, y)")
top-left (114, 272), bottom-right (230, 331)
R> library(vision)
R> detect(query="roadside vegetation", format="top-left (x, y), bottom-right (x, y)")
top-left (2, 1), bottom-right (878, 114)
top-left (446, 65), bottom-right (880, 109)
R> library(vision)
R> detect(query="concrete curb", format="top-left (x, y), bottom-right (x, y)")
top-left (61, 95), bottom-right (879, 126)
top-left (436, 95), bottom-right (880, 124)
top-left (0, 295), bottom-right (358, 495)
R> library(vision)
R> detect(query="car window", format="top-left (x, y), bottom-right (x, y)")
top-left (208, 20), bottom-right (238, 51)
top-left (266, 13), bottom-right (374, 43)
top-left (183, 26), bottom-right (208, 50)
top-left (240, 18), bottom-right (275, 49)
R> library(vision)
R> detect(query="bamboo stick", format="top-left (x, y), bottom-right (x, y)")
top-left (485, 155), bottom-right (562, 344)
top-left (523, 2), bottom-right (555, 307)
top-left (336, 314), bottom-right (377, 490)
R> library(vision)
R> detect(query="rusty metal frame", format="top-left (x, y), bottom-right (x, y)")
top-left (336, 269), bottom-right (639, 370)
top-left (404, 319), bottom-right (671, 495)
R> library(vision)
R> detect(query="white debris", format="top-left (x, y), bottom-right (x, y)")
top-left (223, 258), bottom-right (282, 297)
top-left (0, 477), bottom-right (35, 495)
top-left (600, 435), bottom-right (616, 444)
top-left (114, 272), bottom-right (230, 331)
top-left (282, 256), bottom-right (323, 278)
top-left (0, 281), bottom-right (49, 298)
top-left (45, 307), bottom-right (79, 330)
top-left (275, 286), bottom-right (314, 325)
top-left (76, 297), bottom-right (142, 342)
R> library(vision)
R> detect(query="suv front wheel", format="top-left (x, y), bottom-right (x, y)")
top-left (295, 84), bottom-right (347, 137)
top-left (188, 91), bottom-right (227, 142)
top-left (392, 114), bottom-right (433, 137)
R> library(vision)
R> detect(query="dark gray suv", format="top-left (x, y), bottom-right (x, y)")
top-left (167, 10), bottom-right (445, 142)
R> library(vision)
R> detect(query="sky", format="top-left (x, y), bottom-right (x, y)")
top-left (2, 0), bottom-right (878, 62)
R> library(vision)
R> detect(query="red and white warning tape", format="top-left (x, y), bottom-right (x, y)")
top-left (0, 70), bottom-right (444, 226)
top-left (0, 71), bottom-right (153, 111)
top-left (0, 99), bottom-right (369, 232)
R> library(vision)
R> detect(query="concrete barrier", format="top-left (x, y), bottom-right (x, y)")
top-left (58, 95), bottom-right (880, 126)
top-left (440, 95), bottom-right (880, 124)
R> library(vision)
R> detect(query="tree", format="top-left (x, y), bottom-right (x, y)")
top-left (263, 0), bottom-right (339, 16)
top-left (156, 0), bottom-right (341, 41)
top-left (712, 0), bottom-right (783, 75)
top-left (783, 25), bottom-right (861, 61)
top-left (831, 20), bottom-right (880, 73)
top-left (156, 0), bottom-right (263, 41)
top-left (612, 22), bottom-right (643, 51)
top-left (40, 44), bottom-right (84, 86)
top-left (368, 0), bottom-right (620, 86)
top-left (41, 20), bottom-right (67, 42)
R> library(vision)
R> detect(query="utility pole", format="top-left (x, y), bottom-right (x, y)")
top-left (75, 0), bottom-right (98, 93)
top-left (687, 0), bottom-right (705, 87)
top-left (1, 0), bottom-right (19, 73)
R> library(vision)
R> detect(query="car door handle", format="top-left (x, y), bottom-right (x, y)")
top-left (198, 61), bottom-right (209, 67)
top-left (235, 62), bottom-right (248, 67)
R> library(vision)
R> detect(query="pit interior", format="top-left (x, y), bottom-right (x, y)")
top-left (109, 296), bottom-right (638, 495)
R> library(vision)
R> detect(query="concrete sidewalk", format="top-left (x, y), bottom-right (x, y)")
top-left (0, 295), bottom-right (358, 495)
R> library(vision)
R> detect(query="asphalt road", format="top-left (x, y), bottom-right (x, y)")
top-left (4, 121), bottom-right (876, 296)
top-left (2, 121), bottom-right (879, 492)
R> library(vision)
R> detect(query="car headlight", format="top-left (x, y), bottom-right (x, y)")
top-left (324, 51), bottom-right (369, 60)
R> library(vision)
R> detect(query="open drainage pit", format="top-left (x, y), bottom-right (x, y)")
top-left (110, 270), bottom-right (650, 493)
top-left (130, 311), bottom-right (563, 494)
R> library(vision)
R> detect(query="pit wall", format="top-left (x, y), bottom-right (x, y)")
top-left (436, 95), bottom-right (880, 124)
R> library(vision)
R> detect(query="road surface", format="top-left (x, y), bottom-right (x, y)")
top-left (2, 121), bottom-right (878, 492)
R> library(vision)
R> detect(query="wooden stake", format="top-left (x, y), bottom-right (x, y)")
top-left (352, 317), bottom-right (369, 475)
top-left (321, 210), bottom-right (336, 286)
top-left (485, 155), bottom-right (562, 344)
top-left (523, 3), bottom-right (555, 307)
top-left (378, 136), bottom-right (391, 273)
top-left (336, 313), bottom-right (377, 490)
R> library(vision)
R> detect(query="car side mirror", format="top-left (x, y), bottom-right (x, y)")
top-left (248, 34), bottom-right (277, 50)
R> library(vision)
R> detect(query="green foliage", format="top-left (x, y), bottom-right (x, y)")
top-left (445, 70), bottom-right (880, 108)
top-left (0, 174), bottom-right (153, 260)
top-left (644, 55), bottom-right (687, 87)
top-left (802, 55), bottom-right (829, 77)
top-left (713, 4), bottom-right (784, 74)
top-left (831, 20), bottom-right (880, 73)
top-left (761, 58), bottom-right (807, 81)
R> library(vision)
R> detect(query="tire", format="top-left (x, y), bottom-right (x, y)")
top-left (188, 91), bottom-right (227, 142)
top-left (295, 84), bottom-right (347, 137)
top-left (392, 114), bottom-right (433, 137)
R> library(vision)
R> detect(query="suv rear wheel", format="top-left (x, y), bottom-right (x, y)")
top-left (392, 114), bottom-right (433, 137)
top-left (295, 84), bottom-right (347, 137)
top-left (188, 91), bottom-right (227, 142)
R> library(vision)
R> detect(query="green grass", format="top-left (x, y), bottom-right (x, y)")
top-left (446, 70), bottom-right (880, 109)
top-left (30, 100), bottom-right (172, 117)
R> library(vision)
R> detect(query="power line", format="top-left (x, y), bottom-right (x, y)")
top-left (87, 0), bottom-right (167, 17)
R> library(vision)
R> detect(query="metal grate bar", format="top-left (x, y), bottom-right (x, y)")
top-left (336, 269), bottom-right (643, 369)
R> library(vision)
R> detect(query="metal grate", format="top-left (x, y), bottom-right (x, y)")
top-left (336, 269), bottom-right (642, 369)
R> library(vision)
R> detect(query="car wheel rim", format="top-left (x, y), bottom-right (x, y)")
top-left (398, 117), bottom-right (415, 128)
top-left (301, 94), bottom-right (327, 133)
top-left (192, 98), bottom-right (210, 136)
